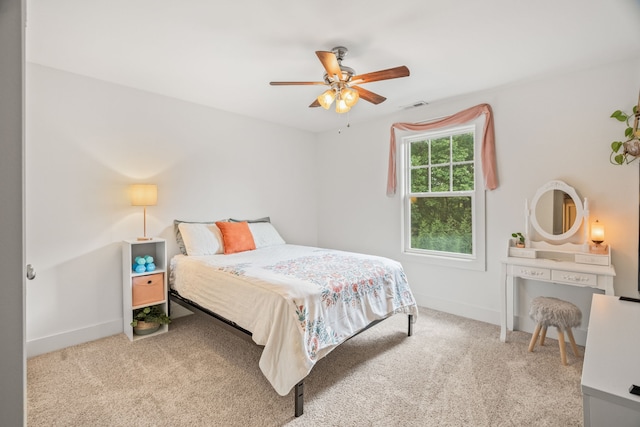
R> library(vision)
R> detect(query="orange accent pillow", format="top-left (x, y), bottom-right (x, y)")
top-left (215, 221), bottom-right (256, 254)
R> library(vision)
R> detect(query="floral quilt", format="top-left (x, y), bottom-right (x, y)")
top-left (171, 244), bottom-right (418, 395)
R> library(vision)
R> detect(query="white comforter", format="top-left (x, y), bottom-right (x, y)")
top-left (170, 244), bottom-right (418, 395)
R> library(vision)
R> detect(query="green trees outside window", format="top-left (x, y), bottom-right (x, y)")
top-left (410, 196), bottom-right (472, 254)
top-left (407, 131), bottom-right (475, 255)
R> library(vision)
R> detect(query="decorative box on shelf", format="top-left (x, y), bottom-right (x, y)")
top-left (132, 273), bottom-right (165, 307)
top-left (576, 245), bottom-right (611, 266)
top-left (508, 241), bottom-right (536, 259)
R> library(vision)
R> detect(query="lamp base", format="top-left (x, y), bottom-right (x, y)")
top-left (137, 237), bottom-right (153, 241)
top-left (589, 243), bottom-right (608, 254)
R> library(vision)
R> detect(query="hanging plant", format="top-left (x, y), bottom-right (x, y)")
top-left (610, 93), bottom-right (640, 165)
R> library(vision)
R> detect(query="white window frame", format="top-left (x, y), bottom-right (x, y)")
top-left (399, 118), bottom-right (486, 271)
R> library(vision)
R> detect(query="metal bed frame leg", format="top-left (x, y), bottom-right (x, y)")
top-left (294, 381), bottom-right (304, 417)
top-left (291, 314), bottom-right (411, 417)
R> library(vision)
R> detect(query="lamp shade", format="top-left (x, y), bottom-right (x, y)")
top-left (129, 184), bottom-right (157, 206)
top-left (335, 96), bottom-right (351, 114)
top-left (342, 86), bottom-right (360, 107)
top-left (317, 89), bottom-right (336, 110)
top-left (591, 220), bottom-right (605, 243)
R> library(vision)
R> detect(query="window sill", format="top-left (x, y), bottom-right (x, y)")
top-left (401, 250), bottom-right (486, 271)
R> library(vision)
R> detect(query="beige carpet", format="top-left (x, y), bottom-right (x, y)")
top-left (27, 307), bottom-right (584, 426)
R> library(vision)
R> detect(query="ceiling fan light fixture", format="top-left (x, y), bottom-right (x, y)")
top-left (342, 86), bottom-right (359, 107)
top-left (270, 46), bottom-right (410, 114)
top-left (317, 89), bottom-right (336, 109)
top-left (335, 96), bottom-right (350, 114)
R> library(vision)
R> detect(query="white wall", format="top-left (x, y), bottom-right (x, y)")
top-left (316, 57), bottom-right (640, 344)
top-left (25, 64), bottom-right (318, 356)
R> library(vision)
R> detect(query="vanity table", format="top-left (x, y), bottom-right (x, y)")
top-left (500, 180), bottom-right (616, 342)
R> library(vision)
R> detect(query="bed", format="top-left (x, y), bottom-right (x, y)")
top-left (168, 219), bottom-right (418, 417)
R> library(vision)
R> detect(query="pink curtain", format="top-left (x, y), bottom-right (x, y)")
top-left (386, 103), bottom-right (498, 196)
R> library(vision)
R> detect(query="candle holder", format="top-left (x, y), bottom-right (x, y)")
top-left (590, 219), bottom-right (606, 253)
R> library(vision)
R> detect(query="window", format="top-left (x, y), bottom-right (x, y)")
top-left (401, 122), bottom-right (486, 270)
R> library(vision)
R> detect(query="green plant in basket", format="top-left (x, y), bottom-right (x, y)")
top-left (131, 304), bottom-right (171, 327)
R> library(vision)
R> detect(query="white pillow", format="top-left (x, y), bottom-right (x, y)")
top-left (248, 222), bottom-right (285, 248)
top-left (178, 223), bottom-right (224, 255)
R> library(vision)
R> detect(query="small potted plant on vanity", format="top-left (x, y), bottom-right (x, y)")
top-left (512, 232), bottom-right (525, 248)
top-left (131, 304), bottom-right (171, 335)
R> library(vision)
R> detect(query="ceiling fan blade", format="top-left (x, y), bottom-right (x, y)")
top-left (351, 66), bottom-right (410, 85)
top-left (316, 51), bottom-right (343, 80)
top-left (270, 81), bottom-right (326, 86)
top-left (309, 99), bottom-right (321, 108)
top-left (353, 86), bottom-right (387, 104)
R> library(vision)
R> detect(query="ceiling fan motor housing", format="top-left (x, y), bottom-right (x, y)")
top-left (332, 46), bottom-right (349, 62)
top-left (323, 46), bottom-right (355, 83)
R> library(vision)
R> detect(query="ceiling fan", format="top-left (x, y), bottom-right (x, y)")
top-left (269, 46), bottom-right (410, 114)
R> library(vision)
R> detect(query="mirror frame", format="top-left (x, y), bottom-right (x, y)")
top-left (529, 180), bottom-right (584, 242)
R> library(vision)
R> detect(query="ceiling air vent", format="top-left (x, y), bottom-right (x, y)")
top-left (401, 101), bottom-right (429, 109)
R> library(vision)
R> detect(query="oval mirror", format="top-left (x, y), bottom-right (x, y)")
top-left (530, 180), bottom-right (584, 241)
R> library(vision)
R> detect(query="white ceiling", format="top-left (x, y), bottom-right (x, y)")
top-left (26, 0), bottom-right (640, 133)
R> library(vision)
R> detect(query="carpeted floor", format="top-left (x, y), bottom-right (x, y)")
top-left (27, 306), bottom-right (584, 426)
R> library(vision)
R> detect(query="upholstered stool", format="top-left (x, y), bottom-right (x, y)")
top-left (528, 296), bottom-right (582, 365)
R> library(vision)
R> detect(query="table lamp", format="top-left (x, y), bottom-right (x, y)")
top-left (590, 219), bottom-right (605, 252)
top-left (129, 184), bottom-right (157, 241)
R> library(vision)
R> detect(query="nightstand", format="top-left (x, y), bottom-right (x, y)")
top-left (122, 238), bottom-right (168, 341)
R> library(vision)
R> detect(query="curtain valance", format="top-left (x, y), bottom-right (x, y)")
top-left (387, 103), bottom-right (498, 196)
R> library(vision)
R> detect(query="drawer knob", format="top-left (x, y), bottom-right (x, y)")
top-left (147, 280), bottom-right (153, 284)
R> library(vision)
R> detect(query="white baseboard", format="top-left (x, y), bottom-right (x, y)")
top-left (27, 303), bottom-right (193, 358)
top-left (413, 292), bottom-right (501, 326)
top-left (27, 319), bottom-right (122, 358)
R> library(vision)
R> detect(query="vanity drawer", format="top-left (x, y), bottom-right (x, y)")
top-left (132, 273), bottom-right (165, 306)
top-left (551, 270), bottom-right (597, 287)
top-left (513, 266), bottom-right (550, 280)
top-left (509, 247), bottom-right (537, 259)
top-left (575, 253), bottom-right (610, 266)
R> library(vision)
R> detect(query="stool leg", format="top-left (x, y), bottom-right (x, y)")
top-left (529, 323), bottom-right (542, 352)
top-left (540, 326), bottom-right (547, 346)
top-left (557, 329), bottom-right (567, 365)
top-left (567, 329), bottom-right (580, 357)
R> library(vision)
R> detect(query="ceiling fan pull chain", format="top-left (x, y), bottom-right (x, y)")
top-left (338, 111), bottom-right (351, 134)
